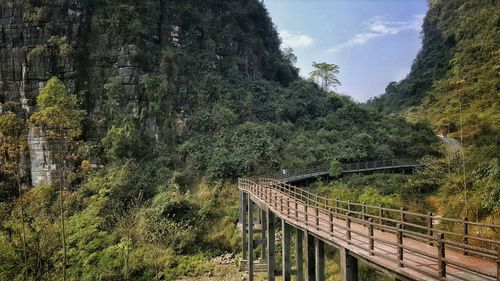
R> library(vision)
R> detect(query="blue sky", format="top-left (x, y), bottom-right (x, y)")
top-left (264, 0), bottom-right (428, 102)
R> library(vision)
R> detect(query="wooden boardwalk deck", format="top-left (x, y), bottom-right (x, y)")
top-left (239, 179), bottom-right (499, 281)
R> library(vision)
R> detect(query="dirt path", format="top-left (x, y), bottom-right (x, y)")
top-left (177, 264), bottom-right (268, 281)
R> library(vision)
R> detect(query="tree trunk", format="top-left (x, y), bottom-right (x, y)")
top-left (16, 175), bottom-right (27, 272)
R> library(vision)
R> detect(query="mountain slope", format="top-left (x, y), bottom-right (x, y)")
top-left (369, 0), bottom-right (499, 225)
top-left (369, 0), bottom-right (499, 148)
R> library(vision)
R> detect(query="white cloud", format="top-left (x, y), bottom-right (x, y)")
top-left (327, 14), bottom-right (424, 53)
top-left (280, 30), bottom-right (314, 49)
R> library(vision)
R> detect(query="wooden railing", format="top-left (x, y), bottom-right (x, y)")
top-left (275, 159), bottom-right (418, 180)
top-left (341, 159), bottom-right (417, 172)
top-left (239, 178), bottom-right (499, 280)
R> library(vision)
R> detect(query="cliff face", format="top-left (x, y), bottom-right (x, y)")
top-left (0, 0), bottom-right (293, 112)
top-left (0, 2), bottom-right (80, 113)
top-left (0, 0), bottom-right (296, 185)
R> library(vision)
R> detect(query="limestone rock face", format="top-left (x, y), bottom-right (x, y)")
top-left (0, 2), bottom-right (146, 186)
top-left (0, 0), bottom-right (291, 187)
top-left (27, 126), bottom-right (54, 186)
top-left (0, 3), bottom-right (80, 113)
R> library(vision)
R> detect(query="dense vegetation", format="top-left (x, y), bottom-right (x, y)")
top-left (369, 0), bottom-right (499, 223)
top-left (0, 0), bottom-right (497, 280)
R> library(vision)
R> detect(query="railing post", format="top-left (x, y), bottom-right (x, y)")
top-left (329, 212), bottom-right (334, 237)
top-left (400, 208), bottom-right (406, 230)
top-left (347, 200), bottom-right (352, 215)
top-left (438, 233), bottom-right (446, 278)
top-left (287, 198), bottom-right (290, 217)
top-left (275, 194), bottom-right (277, 209)
top-left (280, 195), bottom-right (283, 212)
top-left (496, 247), bottom-right (499, 281)
top-left (335, 198), bottom-right (339, 217)
top-left (463, 217), bottom-right (468, 256)
top-left (346, 213), bottom-right (351, 245)
top-left (379, 204), bottom-right (384, 232)
top-left (315, 207), bottom-right (319, 231)
top-left (362, 202), bottom-right (366, 222)
top-left (397, 223), bottom-right (403, 268)
top-left (304, 205), bottom-right (308, 226)
top-left (368, 218), bottom-right (374, 256)
top-left (428, 212), bottom-right (433, 246)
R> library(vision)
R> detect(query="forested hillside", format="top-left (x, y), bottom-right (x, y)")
top-left (369, 0), bottom-right (499, 146)
top-left (369, 0), bottom-right (499, 223)
top-left (0, 0), bottom-right (481, 280)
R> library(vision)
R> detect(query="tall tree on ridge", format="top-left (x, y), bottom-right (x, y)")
top-left (309, 62), bottom-right (341, 92)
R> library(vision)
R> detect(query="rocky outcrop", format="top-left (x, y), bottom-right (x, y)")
top-left (27, 126), bottom-right (54, 186)
top-left (0, 2), bottom-right (80, 112)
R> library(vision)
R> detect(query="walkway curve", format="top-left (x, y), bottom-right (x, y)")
top-left (278, 159), bottom-right (418, 183)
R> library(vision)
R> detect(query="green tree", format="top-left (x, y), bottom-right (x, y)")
top-left (0, 111), bottom-right (28, 269)
top-left (309, 62), bottom-right (341, 91)
top-left (282, 47), bottom-right (297, 65)
top-left (328, 159), bottom-right (343, 177)
top-left (102, 120), bottom-right (142, 161)
top-left (29, 76), bottom-right (84, 281)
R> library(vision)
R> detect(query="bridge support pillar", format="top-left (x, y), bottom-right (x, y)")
top-left (282, 220), bottom-right (292, 281)
top-left (240, 191), bottom-right (247, 259)
top-left (296, 229), bottom-right (304, 281)
top-left (260, 208), bottom-right (267, 260)
top-left (340, 248), bottom-right (358, 281)
top-left (248, 197), bottom-right (254, 281)
top-left (315, 239), bottom-right (325, 281)
top-left (267, 210), bottom-right (276, 281)
top-left (304, 231), bottom-right (315, 281)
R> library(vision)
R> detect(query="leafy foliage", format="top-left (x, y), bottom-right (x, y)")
top-left (0, 112), bottom-right (28, 179)
top-left (29, 77), bottom-right (84, 139)
top-left (309, 62), bottom-right (341, 91)
top-left (328, 159), bottom-right (343, 177)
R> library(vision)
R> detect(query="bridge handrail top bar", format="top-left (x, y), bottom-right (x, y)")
top-left (252, 187), bottom-right (498, 259)
top-left (251, 177), bottom-right (500, 230)
top-left (272, 158), bottom-right (419, 179)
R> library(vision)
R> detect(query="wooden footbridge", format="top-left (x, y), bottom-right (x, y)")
top-left (277, 159), bottom-right (419, 183)
top-left (238, 178), bottom-right (499, 281)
